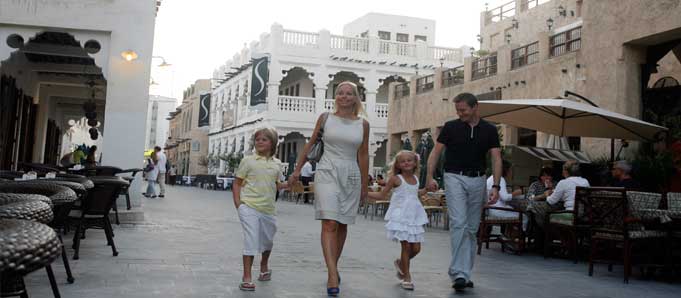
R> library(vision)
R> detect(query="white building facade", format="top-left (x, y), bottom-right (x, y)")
top-left (208, 14), bottom-right (469, 176)
top-left (145, 95), bottom-right (177, 150)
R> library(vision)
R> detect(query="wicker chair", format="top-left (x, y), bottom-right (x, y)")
top-left (543, 187), bottom-right (624, 263)
top-left (0, 193), bottom-right (62, 298)
top-left (0, 182), bottom-right (78, 284)
top-left (364, 187), bottom-right (391, 220)
top-left (588, 190), bottom-right (666, 283)
top-left (421, 195), bottom-right (445, 228)
top-left (478, 205), bottom-right (525, 255)
top-left (69, 176), bottom-right (129, 260)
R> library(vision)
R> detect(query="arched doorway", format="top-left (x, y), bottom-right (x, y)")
top-left (0, 31), bottom-right (107, 169)
top-left (327, 71), bottom-right (365, 100)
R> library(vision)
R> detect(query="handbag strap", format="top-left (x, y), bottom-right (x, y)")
top-left (318, 112), bottom-right (330, 136)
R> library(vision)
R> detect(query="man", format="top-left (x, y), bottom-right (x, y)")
top-left (300, 161), bottom-right (315, 203)
top-left (154, 146), bottom-right (167, 198)
top-left (611, 160), bottom-right (640, 190)
top-left (426, 92), bottom-right (502, 292)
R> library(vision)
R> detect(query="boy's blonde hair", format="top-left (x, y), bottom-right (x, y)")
top-left (334, 81), bottom-right (366, 117)
top-left (251, 127), bottom-right (278, 157)
top-left (387, 150), bottom-right (420, 179)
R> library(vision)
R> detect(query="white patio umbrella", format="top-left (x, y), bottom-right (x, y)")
top-left (478, 99), bottom-right (667, 142)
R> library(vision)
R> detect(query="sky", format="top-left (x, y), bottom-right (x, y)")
top-left (150, 0), bottom-right (504, 100)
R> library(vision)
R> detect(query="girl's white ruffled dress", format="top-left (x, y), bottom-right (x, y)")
top-left (384, 174), bottom-right (429, 243)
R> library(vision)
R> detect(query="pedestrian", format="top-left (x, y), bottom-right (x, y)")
top-left (368, 150), bottom-right (428, 291)
top-left (144, 151), bottom-right (158, 198)
top-left (426, 92), bottom-right (502, 292)
top-left (232, 127), bottom-right (287, 291)
top-left (289, 81), bottom-right (369, 296)
top-left (84, 145), bottom-right (97, 168)
top-left (154, 146), bottom-right (167, 198)
top-left (300, 160), bottom-right (315, 203)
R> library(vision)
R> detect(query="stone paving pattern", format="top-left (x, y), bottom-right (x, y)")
top-left (25, 186), bottom-right (681, 297)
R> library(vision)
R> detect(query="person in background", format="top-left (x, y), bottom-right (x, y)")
top-left (539, 161), bottom-right (590, 219)
top-left (301, 161), bottom-right (315, 203)
top-left (611, 160), bottom-right (640, 190)
top-left (485, 161), bottom-right (527, 230)
top-left (84, 145), bottom-right (97, 168)
top-left (376, 174), bottom-right (386, 186)
top-left (154, 146), bottom-right (167, 198)
top-left (144, 151), bottom-right (158, 198)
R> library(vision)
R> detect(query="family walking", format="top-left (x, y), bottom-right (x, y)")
top-left (231, 82), bottom-right (500, 295)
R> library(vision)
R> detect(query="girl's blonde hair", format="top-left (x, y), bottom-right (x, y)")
top-left (387, 150), bottom-right (420, 179)
top-left (334, 81), bottom-right (366, 117)
top-left (251, 127), bottom-right (279, 157)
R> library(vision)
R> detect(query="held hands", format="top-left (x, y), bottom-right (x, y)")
top-left (288, 171), bottom-right (301, 185)
top-left (360, 188), bottom-right (368, 205)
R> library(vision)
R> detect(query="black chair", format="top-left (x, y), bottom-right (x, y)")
top-left (69, 176), bottom-right (129, 260)
top-left (116, 168), bottom-right (143, 210)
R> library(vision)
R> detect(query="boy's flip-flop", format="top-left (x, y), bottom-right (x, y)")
top-left (394, 259), bottom-right (405, 280)
top-left (400, 281), bottom-right (415, 290)
top-left (239, 281), bottom-right (255, 291)
top-left (257, 270), bottom-right (272, 281)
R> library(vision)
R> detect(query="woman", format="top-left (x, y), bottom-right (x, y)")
top-left (144, 151), bottom-right (159, 198)
top-left (290, 81), bottom-right (369, 296)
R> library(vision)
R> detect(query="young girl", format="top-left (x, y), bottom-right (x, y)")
top-left (232, 127), bottom-right (286, 291)
top-left (368, 150), bottom-right (429, 290)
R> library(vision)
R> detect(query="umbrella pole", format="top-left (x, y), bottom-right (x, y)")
top-left (610, 139), bottom-right (615, 162)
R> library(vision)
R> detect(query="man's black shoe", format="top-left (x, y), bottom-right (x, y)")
top-left (158, 195), bottom-right (165, 198)
top-left (452, 278), bottom-right (466, 291)
top-left (466, 281), bottom-right (474, 288)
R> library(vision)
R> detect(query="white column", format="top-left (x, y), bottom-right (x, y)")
top-left (365, 91), bottom-right (377, 122)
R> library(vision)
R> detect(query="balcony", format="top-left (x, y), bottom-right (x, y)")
top-left (270, 25), bottom-right (464, 66)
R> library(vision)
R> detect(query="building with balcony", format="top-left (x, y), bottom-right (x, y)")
top-left (145, 95), bottom-right (177, 150)
top-left (207, 13), bottom-right (470, 175)
top-left (387, 0), bottom-right (681, 166)
top-left (166, 79), bottom-right (210, 176)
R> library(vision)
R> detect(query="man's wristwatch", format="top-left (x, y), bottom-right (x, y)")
top-left (491, 185), bottom-right (501, 190)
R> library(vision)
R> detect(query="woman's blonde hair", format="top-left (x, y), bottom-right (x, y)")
top-left (387, 150), bottom-right (420, 179)
top-left (334, 81), bottom-right (366, 117)
top-left (251, 127), bottom-right (279, 157)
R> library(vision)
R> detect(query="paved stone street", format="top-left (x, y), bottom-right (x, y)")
top-left (25, 186), bottom-right (681, 297)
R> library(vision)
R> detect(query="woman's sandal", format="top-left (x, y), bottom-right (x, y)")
top-left (394, 259), bottom-right (405, 280)
top-left (239, 281), bottom-right (255, 291)
top-left (257, 270), bottom-right (272, 281)
top-left (400, 281), bottom-right (415, 290)
top-left (327, 287), bottom-right (340, 296)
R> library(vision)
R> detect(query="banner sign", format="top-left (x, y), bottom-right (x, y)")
top-left (250, 56), bottom-right (269, 106)
top-left (198, 93), bottom-right (210, 127)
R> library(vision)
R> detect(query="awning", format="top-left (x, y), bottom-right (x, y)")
top-left (513, 146), bottom-right (591, 164)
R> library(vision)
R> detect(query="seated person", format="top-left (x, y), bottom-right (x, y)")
top-left (376, 174), bottom-right (386, 186)
top-left (610, 160), bottom-right (640, 190)
top-left (486, 161), bottom-right (528, 230)
top-left (527, 167), bottom-right (554, 200)
top-left (536, 160), bottom-right (589, 223)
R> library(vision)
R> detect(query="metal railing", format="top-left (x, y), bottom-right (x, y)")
top-left (442, 66), bottom-right (464, 87)
top-left (416, 75), bottom-right (435, 94)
